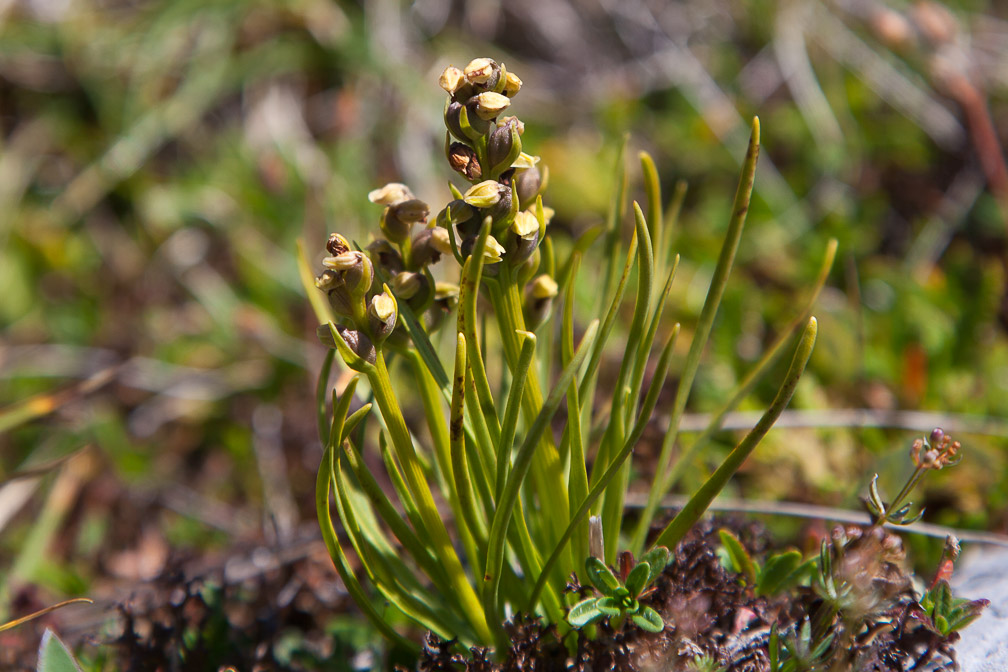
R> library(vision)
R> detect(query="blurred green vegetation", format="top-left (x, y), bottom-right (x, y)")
top-left (1, 0), bottom-right (1007, 667)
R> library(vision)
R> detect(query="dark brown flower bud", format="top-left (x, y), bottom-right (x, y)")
top-left (410, 227), bottom-right (452, 267)
top-left (448, 142), bottom-right (482, 181)
top-left (487, 121), bottom-right (521, 176)
top-left (462, 97), bottom-right (492, 136)
top-left (445, 101), bottom-right (466, 142)
top-left (366, 239), bottom-right (405, 274)
top-left (514, 166), bottom-right (542, 209)
top-left (337, 326), bottom-right (376, 365)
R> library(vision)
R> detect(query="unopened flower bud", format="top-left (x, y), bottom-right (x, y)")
top-left (464, 58), bottom-right (498, 87)
top-left (392, 271), bottom-right (423, 299)
top-left (473, 92), bottom-right (510, 120)
top-left (437, 199), bottom-right (476, 229)
top-left (368, 289), bottom-right (397, 341)
top-left (463, 180), bottom-right (505, 209)
top-left (337, 326), bottom-right (377, 366)
top-left (367, 239), bottom-right (404, 274)
top-left (428, 227), bottom-right (453, 256)
top-left (426, 282), bottom-right (460, 332)
top-left (381, 199), bottom-right (429, 243)
top-left (439, 65), bottom-right (465, 94)
top-left (514, 165), bottom-right (542, 208)
top-left (529, 274), bottom-right (558, 300)
top-left (462, 98), bottom-right (492, 135)
top-left (368, 183), bottom-right (413, 206)
top-left (524, 274), bottom-right (557, 329)
top-left (410, 226), bottom-right (453, 267)
top-left (503, 71), bottom-right (522, 97)
top-left (488, 121), bottom-right (521, 175)
top-left (930, 428), bottom-right (945, 446)
top-left (448, 142), bottom-right (482, 181)
top-left (445, 101), bottom-right (466, 141)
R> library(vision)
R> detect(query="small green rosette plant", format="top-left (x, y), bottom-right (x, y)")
top-left (299, 57), bottom-right (836, 652)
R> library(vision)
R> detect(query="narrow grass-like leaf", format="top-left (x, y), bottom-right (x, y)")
top-left (601, 202), bottom-right (653, 560)
top-left (649, 238), bottom-right (837, 521)
top-left (484, 319), bottom-right (599, 624)
top-left (458, 225), bottom-right (502, 441)
top-left (580, 234), bottom-right (637, 421)
top-left (651, 317), bottom-right (817, 551)
top-left (316, 443), bottom-right (417, 652)
top-left (367, 351), bottom-right (492, 643)
top-left (297, 239), bottom-right (335, 325)
top-left (316, 349), bottom-right (335, 446)
top-left (451, 333), bottom-right (489, 546)
top-left (496, 331), bottom-right (537, 501)
top-left (632, 117), bottom-right (762, 551)
top-left (561, 253), bottom-right (590, 566)
top-left (530, 325), bottom-right (679, 609)
top-left (640, 151), bottom-right (663, 268)
top-left (332, 443), bottom-right (464, 640)
top-left (340, 437), bottom-right (454, 595)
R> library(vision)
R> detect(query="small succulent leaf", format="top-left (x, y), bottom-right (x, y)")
top-left (934, 613), bottom-right (950, 635)
top-left (631, 606), bottom-right (665, 633)
top-left (568, 598), bottom-right (604, 628)
top-left (757, 550), bottom-right (803, 596)
top-left (640, 546), bottom-right (671, 584)
top-left (719, 529), bottom-right (757, 585)
top-left (585, 556), bottom-right (621, 595)
top-left (614, 586), bottom-right (630, 600)
top-left (625, 562), bottom-right (651, 598)
top-left (37, 630), bottom-right (83, 672)
top-left (899, 507), bottom-right (926, 525)
top-left (596, 596), bottom-right (623, 617)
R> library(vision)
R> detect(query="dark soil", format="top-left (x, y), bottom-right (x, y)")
top-left (413, 518), bottom-right (966, 672)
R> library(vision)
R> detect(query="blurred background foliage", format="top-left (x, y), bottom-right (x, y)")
top-left (2, 0), bottom-right (1007, 667)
